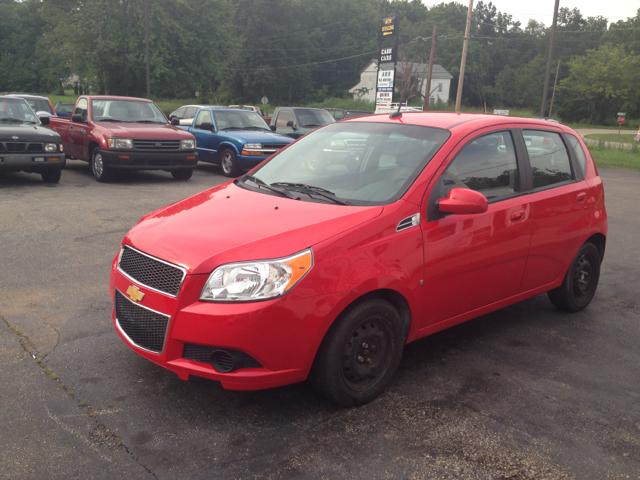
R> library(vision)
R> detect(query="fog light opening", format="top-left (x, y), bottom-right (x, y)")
top-left (210, 349), bottom-right (242, 373)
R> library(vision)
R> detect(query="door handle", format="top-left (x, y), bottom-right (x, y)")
top-left (510, 210), bottom-right (525, 222)
top-left (69, 125), bottom-right (74, 129)
top-left (577, 192), bottom-right (587, 203)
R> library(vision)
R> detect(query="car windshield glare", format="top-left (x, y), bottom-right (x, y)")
top-left (213, 110), bottom-right (269, 130)
top-left (91, 100), bottom-right (167, 123)
top-left (0, 98), bottom-right (39, 124)
top-left (250, 122), bottom-right (450, 205)
top-left (295, 109), bottom-right (335, 127)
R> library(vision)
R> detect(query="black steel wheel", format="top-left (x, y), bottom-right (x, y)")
top-left (171, 168), bottom-right (193, 180)
top-left (309, 298), bottom-right (405, 406)
top-left (41, 167), bottom-right (61, 183)
top-left (548, 242), bottom-right (601, 312)
top-left (220, 149), bottom-right (240, 177)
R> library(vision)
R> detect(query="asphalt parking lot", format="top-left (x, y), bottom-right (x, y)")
top-left (1, 160), bottom-right (639, 479)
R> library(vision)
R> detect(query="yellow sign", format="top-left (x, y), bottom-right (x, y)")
top-left (381, 15), bottom-right (398, 37)
top-left (126, 285), bottom-right (145, 303)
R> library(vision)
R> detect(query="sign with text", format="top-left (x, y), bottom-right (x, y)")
top-left (381, 15), bottom-right (398, 37)
top-left (376, 69), bottom-right (395, 104)
top-left (379, 45), bottom-right (397, 64)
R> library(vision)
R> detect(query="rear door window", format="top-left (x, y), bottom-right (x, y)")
top-left (523, 130), bottom-right (573, 189)
top-left (443, 131), bottom-right (519, 201)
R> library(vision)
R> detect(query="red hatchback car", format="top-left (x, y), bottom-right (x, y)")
top-left (110, 112), bottom-right (606, 406)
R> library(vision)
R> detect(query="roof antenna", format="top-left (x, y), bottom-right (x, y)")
top-left (390, 63), bottom-right (405, 119)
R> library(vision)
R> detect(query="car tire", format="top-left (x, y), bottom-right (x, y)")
top-left (309, 298), bottom-right (405, 407)
top-left (171, 168), bottom-right (193, 180)
top-left (220, 149), bottom-right (240, 177)
top-left (548, 242), bottom-right (601, 312)
top-left (91, 148), bottom-right (115, 183)
top-left (41, 167), bottom-right (61, 183)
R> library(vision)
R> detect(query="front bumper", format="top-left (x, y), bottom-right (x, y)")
top-left (0, 153), bottom-right (66, 172)
top-left (101, 150), bottom-right (198, 170)
top-left (236, 154), bottom-right (269, 170)
top-left (109, 254), bottom-right (338, 390)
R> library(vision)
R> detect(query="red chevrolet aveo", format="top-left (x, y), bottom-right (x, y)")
top-left (110, 112), bottom-right (607, 406)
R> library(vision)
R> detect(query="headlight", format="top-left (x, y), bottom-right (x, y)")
top-left (243, 143), bottom-right (262, 150)
top-left (200, 249), bottom-right (313, 302)
top-left (108, 138), bottom-right (133, 149)
top-left (181, 139), bottom-right (195, 150)
top-left (44, 143), bottom-right (58, 152)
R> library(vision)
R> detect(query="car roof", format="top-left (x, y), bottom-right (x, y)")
top-left (84, 95), bottom-right (154, 102)
top-left (4, 93), bottom-right (50, 100)
top-left (343, 111), bottom-right (568, 132)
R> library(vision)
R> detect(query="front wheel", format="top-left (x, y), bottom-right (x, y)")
top-left (41, 167), bottom-right (61, 183)
top-left (220, 149), bottom-right (240, 177)
top-left (91, 148), bottom-right (115, 183)
top-left (309, 298), bottom-right (405, 406)
top-left (171, 168), bottom-right (193, 180)
top-left (548, 242), bottom-right (601, 312)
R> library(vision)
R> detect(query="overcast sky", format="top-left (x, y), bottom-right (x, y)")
top-left (449, 0), bottom-right (639, 27)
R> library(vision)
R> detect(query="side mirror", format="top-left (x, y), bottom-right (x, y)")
top-left (270, 125), bottom-right (276, 132)
top-left (71, 114), bottom-right (85, 123)
top-left (39, 116), bottom-right (50, 125)
top-left (200, 122), bottom-right (213, 131)
top-left (286, 120), bottom-right (298, 130)
top-left (171, 117), bottom-right (180, 126)
top-left (438, 188), bottom-right (488, 215)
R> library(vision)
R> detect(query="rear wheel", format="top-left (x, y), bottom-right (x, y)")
top-left (309, 298), bottom-right (405, 406)
top-left (220, 149), bottom-right (240, 177)
top-left (171, 168), bottom-right (193, 180)
top-left (91, 148), bottom-right (115, 183)
top-left (548, 242), bottom-right (601, 312)
top-left (41, 167), bottom-right (61, 183)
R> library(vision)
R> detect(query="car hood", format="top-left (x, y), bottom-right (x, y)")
top-left (124, 182), bottom-right (383, 275)
top-left (94, 122), bottom-right (193, 139)
top-left (219, 129), bottom-right (294, 144)
top-left (0, 125), bottom-right (61, 142)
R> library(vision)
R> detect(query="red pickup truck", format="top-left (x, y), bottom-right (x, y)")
top-left (48, 95), bottom-right (198, 182)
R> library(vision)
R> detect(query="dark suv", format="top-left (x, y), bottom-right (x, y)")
top-left (0, 96), bottom-right (65, 183)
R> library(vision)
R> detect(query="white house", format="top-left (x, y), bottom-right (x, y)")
top-left (349, 59), bottom-right (453, 105)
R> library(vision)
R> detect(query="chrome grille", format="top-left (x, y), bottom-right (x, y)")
top-left (261, 143), bottom-right (287, 152)
top-left (115, 289), bottom-right (170, 353)
top-left (183, 344), bottom-right (263, 369)
top-left (133, 139), bottom-right (181, 151)
top-left (118, 245), bottom-right (186, 297)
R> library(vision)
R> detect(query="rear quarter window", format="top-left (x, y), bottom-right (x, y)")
top-left (565, 134), bottom-right (588, 179)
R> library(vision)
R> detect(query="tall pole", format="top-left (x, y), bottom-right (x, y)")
top-left (145, 0), bottom-right (150, 99)
top-left (423, 25), bottom-right (437, 112)
top-left (548, 60), bottom-right (561, 118)
top-left (540, 0), bottom-right (560, 117)
top-left (455, 0), bottom-right (474, 113)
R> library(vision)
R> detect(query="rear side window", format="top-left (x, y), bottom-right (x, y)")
top-left (184, 107), bottom-right (198, 118)
top-left (523, 130), bottom-right (573, 189)
top-left (443, 131), bottom-right (519, 201)
top-left (565, 134), bottom-right (588, 178)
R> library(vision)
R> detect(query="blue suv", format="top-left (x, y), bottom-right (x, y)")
top-left (181, 108), bottom-right (294, 177)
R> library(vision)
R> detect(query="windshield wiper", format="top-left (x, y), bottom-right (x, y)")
top-left (270, 182), bottom-right (350, 205)
top-left (135, 120), bottom-right (165, 124)
top-left (97, 119), bottom-right (131, 122)
top-left (243, 174), bottom-right (301, 200)
top-left (0, 118), bottom-right (29, 123)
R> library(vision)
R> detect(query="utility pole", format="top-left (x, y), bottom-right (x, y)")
top-left (455, 0), bottom-right (474, 113)
top-left (548, 60), bottom-right (561, 118)
top-left (540, 0), bottom-right (560, 117)
top-left (145, 0), bottom-right (150, 99)
top-left (423, 25), bottom-right (437, 112)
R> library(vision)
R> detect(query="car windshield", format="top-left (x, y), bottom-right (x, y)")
top-left (0, 98), bottom-right (39, 125)
top-left (295, 109), bottom-right (335, 127)
top-left (91, 99), bottom-right (167, 123)
top-left (242, 122), bottom-right (450, 206)
top-left (22, 97), bottom-right (53, 115)
top-left (212, 110), bottom-right (270, 130)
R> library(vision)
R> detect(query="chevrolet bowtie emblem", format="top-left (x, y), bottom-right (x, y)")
top-left (126, 285), bottom-right (145, 302)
